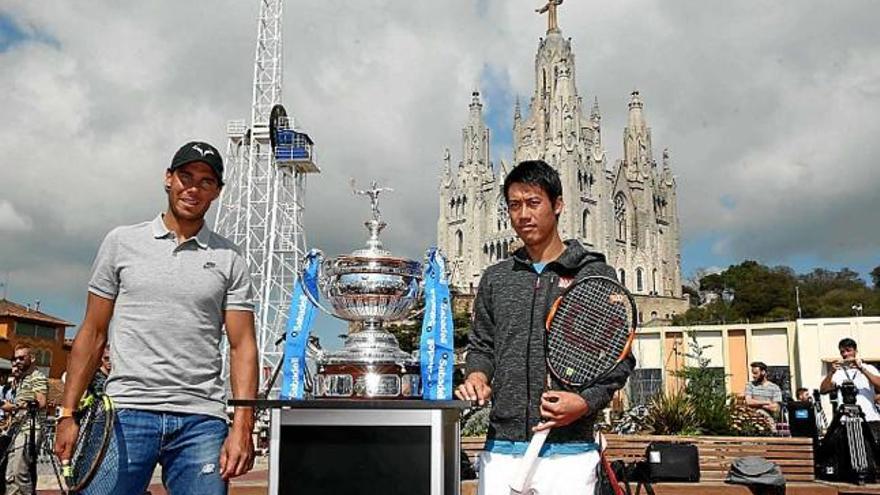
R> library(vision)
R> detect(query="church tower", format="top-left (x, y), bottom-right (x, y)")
top-left (437, 91), bottom-right (496, 292)
top-left (437, 2), bottom-right (686, 319)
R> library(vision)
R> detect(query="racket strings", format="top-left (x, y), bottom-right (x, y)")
top-left (547, 279), bottom-right (634, 387)
top-left (67, 397), bottom-right (114, 490)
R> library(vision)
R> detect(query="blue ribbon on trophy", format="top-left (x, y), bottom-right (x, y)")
top-left (419, 248), bottom-right (454, 400)
top-left (280, 251), bottom-right (321, 400)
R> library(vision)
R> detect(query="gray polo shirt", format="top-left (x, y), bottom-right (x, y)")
top-left (745, 380), bottom-right (783, 404)
top-left (88, 214), bottom-right (254, 420)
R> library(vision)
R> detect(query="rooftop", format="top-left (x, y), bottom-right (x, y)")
top-left (0, 299), bottom-right (73, 328)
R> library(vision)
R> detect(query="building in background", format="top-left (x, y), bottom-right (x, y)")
top-left (627, 316), bottom-right (880, 415)
top-left (437, 7), bottom-right (687, 321)
top-left (0, 298), bottom-right (73, 380)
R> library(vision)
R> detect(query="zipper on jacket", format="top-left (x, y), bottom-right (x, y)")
top-left (525, 275), bottom-right (540, 439)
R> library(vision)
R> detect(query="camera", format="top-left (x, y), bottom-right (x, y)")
top-left (839, 380), bottom-right (858, 406)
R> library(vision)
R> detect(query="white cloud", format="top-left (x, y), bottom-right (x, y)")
top-left (0, 201), bottom-right (32, 232)
top-left (1, 0), bottom-right (879, 324)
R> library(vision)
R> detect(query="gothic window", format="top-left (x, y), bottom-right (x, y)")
top-left (654, 194), bottom-right (668, 218)
top-left (489, 244), bottom-right (496, 262)
top-left (33, 349), bottom-right (52, 367)
top-left (619, 269), bottom-right (626, 288)
top-left (636, 268), bottom-right (644, 293)
top-left (497, 196), bottom-right (509, 232)
top-left (614, 193), bottom-right (627, 241)
top-left (652, 269), bottom-right (658, 295)
top-left (579, 169), bottom-right (592, 194)
top-left (629, 368), bottom-right (662, 406)
top-left (542, 69), bottom-right (548, 98)
top-left (581, 209), bottom-right (590, 243)
top-left (456, 230), bottom-right (463, 257)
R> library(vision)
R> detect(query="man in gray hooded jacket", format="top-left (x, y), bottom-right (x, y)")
top-left (456, 160), bottom-right (635, 495)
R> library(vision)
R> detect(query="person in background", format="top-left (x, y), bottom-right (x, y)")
top-left (0, 366), bottom-right (20, 495)
top-left (745, 361), bottom-right (783, 419)
top-left (86, 346), bottom-right (111, 398)
top-left (796, 387), bottom-right (812, 402)
top-left (1, 345), bottom-right (47, 495)
top-left (820, 337), bottom-right (880, 449)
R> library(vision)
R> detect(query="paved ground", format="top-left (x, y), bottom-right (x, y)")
top-left (34, 456), bottom-right (270, 494)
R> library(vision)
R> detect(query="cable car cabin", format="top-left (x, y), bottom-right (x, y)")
top-left (274, 129), bottom-right (319, 173)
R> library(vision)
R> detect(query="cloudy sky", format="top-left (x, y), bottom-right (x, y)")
top-left (1, 1), bottom-right (879, 343)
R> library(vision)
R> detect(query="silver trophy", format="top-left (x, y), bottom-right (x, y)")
top-left (303, 180), bottom-right (423, 399)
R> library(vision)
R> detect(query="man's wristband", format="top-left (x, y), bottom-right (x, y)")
top-left (56, 406), bottom-right (76, 419)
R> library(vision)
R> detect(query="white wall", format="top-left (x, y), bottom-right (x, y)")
top-left (795, 317), bottom-right (880, 414)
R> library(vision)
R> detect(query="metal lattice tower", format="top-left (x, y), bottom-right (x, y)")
top-left (214, 0), bottom-right (319, 391)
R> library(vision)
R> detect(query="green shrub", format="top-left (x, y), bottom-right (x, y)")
top-left (674, 334), bottom-right (734, 435)
top-left (645, 390), bottom-right (696, 435)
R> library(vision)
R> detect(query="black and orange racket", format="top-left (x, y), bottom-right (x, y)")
top-left (511, 275), bottom-right (637, 492)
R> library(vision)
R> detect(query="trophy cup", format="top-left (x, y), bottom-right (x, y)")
top-left (303, 180), bottom-right (423, 399)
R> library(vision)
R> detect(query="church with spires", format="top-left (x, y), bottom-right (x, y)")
top-left (436, 2), bottom-right (688, 322)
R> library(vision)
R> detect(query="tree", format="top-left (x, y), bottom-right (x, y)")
top-left (721, 261), bottom-right (797, 319)
top-left (676, 261), bottom-right (880, 323)
top-left (386, 304), bottom-right (471, 354)
top-left (871, 266), bottom-right (880, 289)
top-left (681, 285), bottom-right (699, 307)
top-left (699, 273), bottom-right (725, 294)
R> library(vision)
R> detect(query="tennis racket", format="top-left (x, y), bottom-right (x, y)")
top-left (62, 393), bottom-right (114, 492)
top-left (510, 275), bottom-right (637, 492)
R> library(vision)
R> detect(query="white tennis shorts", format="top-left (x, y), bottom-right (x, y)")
top-left (477, 449), bottom-right (600, 495)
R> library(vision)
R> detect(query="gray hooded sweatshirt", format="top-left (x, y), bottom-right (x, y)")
top-left (465, 239), bottom-right (636, 444)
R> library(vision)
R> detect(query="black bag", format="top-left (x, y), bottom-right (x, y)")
top-left (612, 460), bottom-right (655, 495)
top-left (645, 441), bottom-right (700, 482)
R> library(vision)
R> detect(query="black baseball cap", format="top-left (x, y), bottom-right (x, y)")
top-left (169, 141), bottom-right (224, 186)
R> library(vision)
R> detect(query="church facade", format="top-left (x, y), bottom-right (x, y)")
top-left (437, 9), bottom-right (687, 321)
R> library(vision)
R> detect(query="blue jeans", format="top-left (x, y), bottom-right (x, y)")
top-left (82, 409), bottom-right (228, 495)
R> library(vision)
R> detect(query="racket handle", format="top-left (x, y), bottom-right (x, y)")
top-left (509, 428), bottom-right (549, 492)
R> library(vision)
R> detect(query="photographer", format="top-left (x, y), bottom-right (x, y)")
top-left (0, 346), bottom-right (46, 495)
top-left (820, 338), bottom-right (880, 447)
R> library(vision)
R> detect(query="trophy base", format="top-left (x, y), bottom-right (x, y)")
top-left (315, 362), bottom-right (421, 399)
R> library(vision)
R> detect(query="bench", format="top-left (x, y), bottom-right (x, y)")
top-left (461, 434), bottom-right (821, 494)
top-left (462, 436), bottom-right (487, 469)
top-left (603, 434), bottom-right (815, 482)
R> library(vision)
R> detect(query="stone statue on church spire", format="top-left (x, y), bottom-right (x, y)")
top-left (536, 0), bottom-right (564, 33)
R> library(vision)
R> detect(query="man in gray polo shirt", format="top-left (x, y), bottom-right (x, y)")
top-left (55, 141), bottom-right (258, 494)
top-left (745, 361), bottom-right (783, 421)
